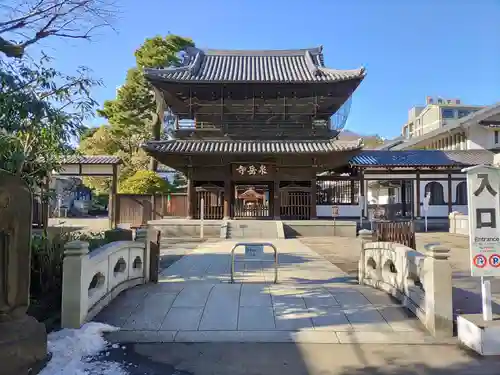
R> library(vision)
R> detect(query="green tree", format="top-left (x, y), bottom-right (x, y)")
top-left (78, 34), bottom-right (194, 186)
top-left (0, 56), bottom-right (101, 189)
top-left (118, 170), bottom-right (171, 194)
top-left (78, 125), bottom-right (119, 193)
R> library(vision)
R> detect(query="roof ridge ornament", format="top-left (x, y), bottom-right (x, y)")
top-left (143, 46), bottom-right (204, 76)
top-left (304, 50), bottom-right (319, 76)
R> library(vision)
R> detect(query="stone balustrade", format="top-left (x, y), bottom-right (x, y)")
top-left (61, 229), bottom-right (150, 328)
top-left (358, 230), bottom-right (453, 338)
top-left (449, 212), bottom-right (469, 235)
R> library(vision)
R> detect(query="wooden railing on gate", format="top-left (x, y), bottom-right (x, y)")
top-left (374, 220), bottom-right (416, 249)
top-left (195, 184), bottom-right (223, 220)
top-left (116, 193), bottom-right (187, 227)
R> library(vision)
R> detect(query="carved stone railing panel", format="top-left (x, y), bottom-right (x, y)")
top-left (61, 236), bottom-right (149, 329)
top-left (358, 230), bottom-right (453, 338)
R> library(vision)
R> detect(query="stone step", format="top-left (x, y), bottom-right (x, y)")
top-left (226, 221), bottom-right (278, 239)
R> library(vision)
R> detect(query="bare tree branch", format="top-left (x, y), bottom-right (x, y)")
top-left (0, 0), bottom-right (118, 58)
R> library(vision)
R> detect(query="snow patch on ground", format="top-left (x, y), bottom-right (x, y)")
top-left (40, 322), bottom-right (128, 375)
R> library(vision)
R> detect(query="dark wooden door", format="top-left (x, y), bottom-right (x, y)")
top-left (280, 183), bottom-right (311, 220)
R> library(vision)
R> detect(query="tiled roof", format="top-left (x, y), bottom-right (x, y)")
top-left (62, 155), bottom-right (122, 165)
top-left (349, 150), bottom-right (494, 168)
top-left (144, 46), bottom-right (365, 83)
top-left (143, 139), bottom-right (363, 154)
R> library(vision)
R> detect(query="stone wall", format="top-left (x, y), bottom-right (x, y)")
top-left (283, 220), bottom-right (357, 238)
top-left (148, 219), bottom-right (223, 239)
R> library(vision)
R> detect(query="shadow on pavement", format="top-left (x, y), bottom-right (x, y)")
top-left (90, 342), bottom-right (500, 375)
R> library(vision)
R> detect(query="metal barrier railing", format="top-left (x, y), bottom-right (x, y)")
top-left (230, 242), bottom-right (279, 284)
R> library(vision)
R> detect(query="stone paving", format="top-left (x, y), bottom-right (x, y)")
top-left (97, 239), bottom-right (445, 344)
top-left (301, 232), bottom-right (500, 318)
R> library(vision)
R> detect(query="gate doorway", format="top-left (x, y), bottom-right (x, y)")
top-left (233, 183), bottom-right (271, 219)
top-left (195, 183), bottom-right (223, 219)
top-left (280, 182), bottom-right (311, 220)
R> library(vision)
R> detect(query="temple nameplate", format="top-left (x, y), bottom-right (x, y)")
top-left (232, 163), bottom-right (275, 179)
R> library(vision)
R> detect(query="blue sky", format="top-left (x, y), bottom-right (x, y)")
top-left (39, 0), bottom-right (500, 138)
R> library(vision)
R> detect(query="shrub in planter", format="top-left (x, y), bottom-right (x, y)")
top-left (28, 230), bottom-right (108, 331)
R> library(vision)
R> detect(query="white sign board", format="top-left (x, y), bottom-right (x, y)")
top-left (332, 205), bottom-right (340, 217)
top-left (245, 244), bottom-right (264, 258)
top-left (465, 165), bottom-right (500, 277)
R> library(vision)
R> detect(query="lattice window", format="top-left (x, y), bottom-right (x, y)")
top-left (316, 180), bottom-right (359, 205)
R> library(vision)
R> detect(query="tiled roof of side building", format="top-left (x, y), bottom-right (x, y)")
top-left (143, 139), bottom-right (363, 154)
top-left (144, 46), bottom-right (366, 83)
top-left (62, 155), bottom-right (122, 165)
top-left (349, 150), bottom-right (494, 168)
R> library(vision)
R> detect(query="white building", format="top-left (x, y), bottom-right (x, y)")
top-left (362, 100), bottom-right (500, 218)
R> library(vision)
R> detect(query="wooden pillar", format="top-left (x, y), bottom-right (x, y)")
top-left (109, 164), bottom-right (118, 228)
top-left (151, 194), bottom-right (156, 221)
top-left (359, 169), bottom-right (365, 218)
top-left (447, 171), bottom-right (453, 214)
top-left (350, 179), bottom-right (355, 204)
top-left (223, 178), bottom-right (231, 219)
top-left (187, 168), bottom-right (195, 219)
top-left (401, 180), bottom-right (407, 217)
top-left (311, 174), bottom-right (317, 219)
top-left (416, 170), bottom-right (421, 218)
top-left (273, 170), bottom-right (280, 219)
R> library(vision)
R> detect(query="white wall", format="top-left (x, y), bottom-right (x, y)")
top-left (418, 180), bottom-right (468, 216)
top-left (362, 175), bottom-right (468, 218)
top-left (317, 204), bottom-right (362, 218)
top-left (467, 125), bottom-right (497, 150)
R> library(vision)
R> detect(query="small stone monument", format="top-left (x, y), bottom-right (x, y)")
top-left (0, 170), bottom-right (48, 374)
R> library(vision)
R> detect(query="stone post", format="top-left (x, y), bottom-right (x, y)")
top-left (0, 170), bottom-right (48, 375)
top-left (358, 229), bottom-right (373, 285)
top-left (135, 228), bottom-right (152, 282)
top-left (448, 212), bottom-right (456, 234)
top-left (423, 243), bottom-right (453, 338)
top-left (61, 240), bottom-right (89, 329)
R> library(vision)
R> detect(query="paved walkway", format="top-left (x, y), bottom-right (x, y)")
top-left (301, 233), bottom-right (500, 318)
top-left (97, 239), bottom-right (444, 344)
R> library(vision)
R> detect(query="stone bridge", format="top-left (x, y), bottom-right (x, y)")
top-left (61, 233), bottom-right (458, 345)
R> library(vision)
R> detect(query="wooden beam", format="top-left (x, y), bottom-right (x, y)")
top-left (110, 164), bottom-right (118, 228)
top-left (273, 167), bottom-right (280, 219)
top-left (311, 165), bottom-right (317, 219)
top-left (223, 165), bottom-right (231, 219)
top-left (187, 167), bottom-right (195, 219)
top-left (447, 171), bottom-right (453, 214)
top-left (416, 170), bottom-right (421, 218)
top-left (359, 168), bottom-right (365, 218)
top-left (162, 88), bottom-right (189, 115)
